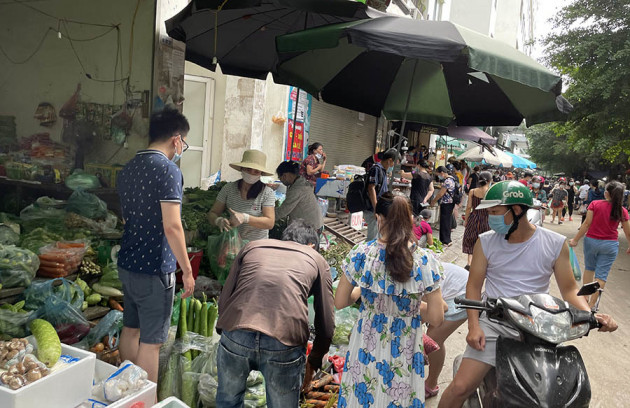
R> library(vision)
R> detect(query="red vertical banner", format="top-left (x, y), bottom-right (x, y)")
top-left (286, 120), bottom-right (304, 161)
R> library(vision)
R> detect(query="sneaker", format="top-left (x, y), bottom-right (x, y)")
top-left (560, 217), bottom-right (565, 222)
top-left (464, 264), bottom-right (471, 271)
top-left (559, 221), bottom-right (563, 225)
top-left (569, 217), bottom-right (573, 221)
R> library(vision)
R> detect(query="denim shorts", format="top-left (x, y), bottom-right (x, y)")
top-left (118, 268), bottom-right (175, 344)
top-left (444, 298), bottom-right (468, 322)
top-left (583, 237), bottom-right (619, 281)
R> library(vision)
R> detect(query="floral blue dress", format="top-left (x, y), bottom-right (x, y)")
top-left (338, 240), bottom-right (444, 408)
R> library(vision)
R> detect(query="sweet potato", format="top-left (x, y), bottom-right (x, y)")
top-left (311, 374), bottom-right (334, 389)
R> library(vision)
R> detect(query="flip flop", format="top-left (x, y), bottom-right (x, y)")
top-left (425, 384), bottom-right (439, 399)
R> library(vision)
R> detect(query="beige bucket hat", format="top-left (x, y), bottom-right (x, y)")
top-left (229, 149), bottom-right (274, 176)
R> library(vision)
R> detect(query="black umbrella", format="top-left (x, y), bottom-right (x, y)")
top-left (165, 0), bottom-right (378, 80)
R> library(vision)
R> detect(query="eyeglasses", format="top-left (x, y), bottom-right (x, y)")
top-left (178, 135), bottom-right (189, 152)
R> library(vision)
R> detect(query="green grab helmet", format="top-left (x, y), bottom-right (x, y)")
top-left (476, 180), bottom-right (534, 210)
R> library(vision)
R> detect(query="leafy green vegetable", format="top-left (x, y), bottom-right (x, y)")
top-left (0, 244), bottom-right (39, 288)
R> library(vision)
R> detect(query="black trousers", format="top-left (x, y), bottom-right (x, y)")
top-left (439, 203), bottom-right (455, 245)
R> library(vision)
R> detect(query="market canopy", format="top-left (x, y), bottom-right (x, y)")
top-left (504, 151), bottom-right (537, 169)
top-left (447, 125), bottom-right (496, 145)
top-left (275, 17), bottom-right (573, 127)
top-left (165, 0), bottom-right (377, 79)
top-left (457, 145), bottom-right (513, 167)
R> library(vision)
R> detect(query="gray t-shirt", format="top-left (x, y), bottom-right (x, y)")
top-left (216, 181), bottom-right (276, 242)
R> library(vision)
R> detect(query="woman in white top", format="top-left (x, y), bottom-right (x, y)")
top-left (208, 150), bottom-right (276, 241)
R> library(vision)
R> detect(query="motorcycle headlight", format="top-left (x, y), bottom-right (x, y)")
top-left (508, 306), bottom-right (590, 344)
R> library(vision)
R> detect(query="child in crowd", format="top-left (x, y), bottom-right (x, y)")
top-left (414, 209), bottom-right (434, 247)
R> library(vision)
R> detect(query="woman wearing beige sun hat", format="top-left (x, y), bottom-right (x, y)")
top-left (208, 149), bottom-right (276, 241)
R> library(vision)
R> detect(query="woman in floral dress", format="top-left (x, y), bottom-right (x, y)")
top-left (334, 192), bottom-right (445, 408)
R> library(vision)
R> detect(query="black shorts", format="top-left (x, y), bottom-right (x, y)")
top-left (119, 268), bottom-right (175, 344)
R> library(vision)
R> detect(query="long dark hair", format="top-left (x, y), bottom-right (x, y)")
top-left (238, 180), bottom-right (265, 200)
top-left (606, 181), bottom-right (625, 222)
top-left (308, 143), bottom-right (322, 155)
top-left (375, 193), bottom-right (416, 283)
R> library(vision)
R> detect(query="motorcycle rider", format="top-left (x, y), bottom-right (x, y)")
top-left (437, 181), bottom-right (618, 408)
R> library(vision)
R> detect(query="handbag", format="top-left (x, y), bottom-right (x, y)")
top-left (578, 204), bottom-right (588, 214)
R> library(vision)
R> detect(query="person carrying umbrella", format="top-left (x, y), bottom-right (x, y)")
top-left (431, 166), bottom-right (458, 247)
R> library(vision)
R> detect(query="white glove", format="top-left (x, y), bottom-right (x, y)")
top-left (215, 216), bottom-right (231, 232)
top-left (228, 209), bottom-right (249, 227)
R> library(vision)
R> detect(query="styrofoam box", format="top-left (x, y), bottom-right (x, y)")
top-left (84, 359), bottom-right (157, 408)
top-left (151, 396), bottom-right (188, 408)
top-left (0, 337), bottom-right (96, 408)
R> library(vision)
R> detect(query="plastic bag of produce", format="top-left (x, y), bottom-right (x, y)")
top-left (35, 196), bottom-right (66, 209)
top-left (39, 296), bottom-right (91, 344)
top-left (207, 229), bottom-right (245, 285)
top-left (19, 203), bottom-right (66, 221)
top-left (66, 188), bottom-right (108, 220)
top-left (0, 245), bottom-right (39, 288)
top-left (92, 360), bottom-right (149, 402)
top-left (0, 307), bottom-right (34, 339)
top-left (198, 373), bottom-right (218, 408)
top-left (65, 170), bottom-right (101, 190)
top-left (0, 224), bottom-right (19, 245)
top-left (332, 306), bottom-right (359, 346)
top-left (19, 227), bottom-right (63, 253)
top-left (37, 240), bottom-right (88, 278)
top-left (87, 310), bottom-right (123, 348)
top-left (23, 277), bottom-right (84, 311)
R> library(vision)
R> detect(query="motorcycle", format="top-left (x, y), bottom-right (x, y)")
top-left (453, 282), bottom-right (603, 408)
top-left (527, 199), bottom-right (545, 227)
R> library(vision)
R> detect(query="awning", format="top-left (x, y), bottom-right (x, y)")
top-left (504, 151), bottom-right (536, 169)
top-left (447, 126), bottom-right (496, 145)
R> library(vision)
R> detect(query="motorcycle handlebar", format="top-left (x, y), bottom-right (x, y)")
top-left (454, 297), bottom-right (487, 309)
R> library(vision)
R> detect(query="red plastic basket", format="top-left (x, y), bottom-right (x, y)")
top-left (175, 248), bottom-right (203, 283)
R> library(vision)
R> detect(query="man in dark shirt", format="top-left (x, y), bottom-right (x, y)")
top-left (216, 220), bottom-right (335, 407)
top-left (365, 148), bottom-right (398, 240)
top-left (116, 108), bottom-right (195, 382)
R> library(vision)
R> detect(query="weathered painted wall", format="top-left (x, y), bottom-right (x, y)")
top-left (0, 0), bottom-right (156, 166)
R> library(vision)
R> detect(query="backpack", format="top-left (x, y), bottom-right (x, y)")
top-left (346, 167), bottom-right (386, 213)
top-left (346, 175), bottom-right (369, 213)
top-left (448, 177), bottom-right (462, 205)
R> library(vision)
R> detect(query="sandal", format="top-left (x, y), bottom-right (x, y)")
top-left (425, 384), bottom-right (439, 399)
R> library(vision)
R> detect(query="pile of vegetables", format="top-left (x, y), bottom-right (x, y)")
top-left (427, 238), bottom-right (444, 254)
top-left (19, 228), bottom-right (62, 255)
top-left (320, 241), bottom-right (352, 268)
top-left (302, 376), bottom-right (339, 408)
top-left (0, 338), bottom-right (51, 390)
top-left (0, 244), bottom-right (39, 288)
top-left (159, 292), bottom-right (218, 406)
top-left (0, 300), bottom-right (32, 339)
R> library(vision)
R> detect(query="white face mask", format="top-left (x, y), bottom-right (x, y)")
top-left (241, 171), bottom-right (261, 185)
top-left (315, 153), bottom-right (323, 160)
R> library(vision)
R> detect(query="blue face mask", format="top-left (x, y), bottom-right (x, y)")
top-left (171, 151), bottom-right (182, 163)
top-left (488, 209), bottom-right (513, 235)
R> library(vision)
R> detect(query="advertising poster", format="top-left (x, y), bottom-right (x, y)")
top-left (285, 87), bottom-right (312, 161)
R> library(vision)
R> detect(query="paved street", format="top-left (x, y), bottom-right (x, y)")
top-left (426, 217), bottom-right (630, 407)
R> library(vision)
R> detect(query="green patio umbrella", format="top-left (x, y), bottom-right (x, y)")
top-left (275, 17), bottom-right (572, 127)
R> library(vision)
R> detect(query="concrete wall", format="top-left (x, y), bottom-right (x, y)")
top-left (449, 0), bottom-right (494, 35)
top-left (0, 0), bottom-right (156, 166)
top-left (495, 0), bottom-right (523, 48)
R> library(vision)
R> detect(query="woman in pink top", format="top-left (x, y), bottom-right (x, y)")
top-left (570, 181), bottom-right (630, 307)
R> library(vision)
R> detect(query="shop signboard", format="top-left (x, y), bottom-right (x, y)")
top-left (350, 211), bottom-right (363, 231)
top-left (285, 87), bottom-right (312, 161)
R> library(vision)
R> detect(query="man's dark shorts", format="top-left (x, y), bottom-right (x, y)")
top-left (119, 268), bottom-right (175, 344)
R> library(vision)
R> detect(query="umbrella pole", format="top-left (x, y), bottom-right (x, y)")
top-left (290, 88), bottom-right (300, 161)
top-left (398, 59), bottom-right (419, 145)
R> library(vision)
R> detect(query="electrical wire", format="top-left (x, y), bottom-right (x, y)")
top-left (10, 0), bottom-right (116, 28)
top-left (0, 26), bottom-right (50, 64)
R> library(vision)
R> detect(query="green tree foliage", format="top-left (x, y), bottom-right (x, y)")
top-left (543, 0), bottom-right (630, 166)
top-left (526, 123), bottom-right (599, 175)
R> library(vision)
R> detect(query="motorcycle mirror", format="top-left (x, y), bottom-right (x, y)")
top-left (577, 281), bottom-right (600, 296)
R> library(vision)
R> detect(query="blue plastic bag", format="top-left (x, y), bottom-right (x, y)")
top-left (23, 278), bottom-right (84, 311)
top-left (86, 310), bottom-right (124, 348)
top-left (569, 247), bottom-right (582, 281)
